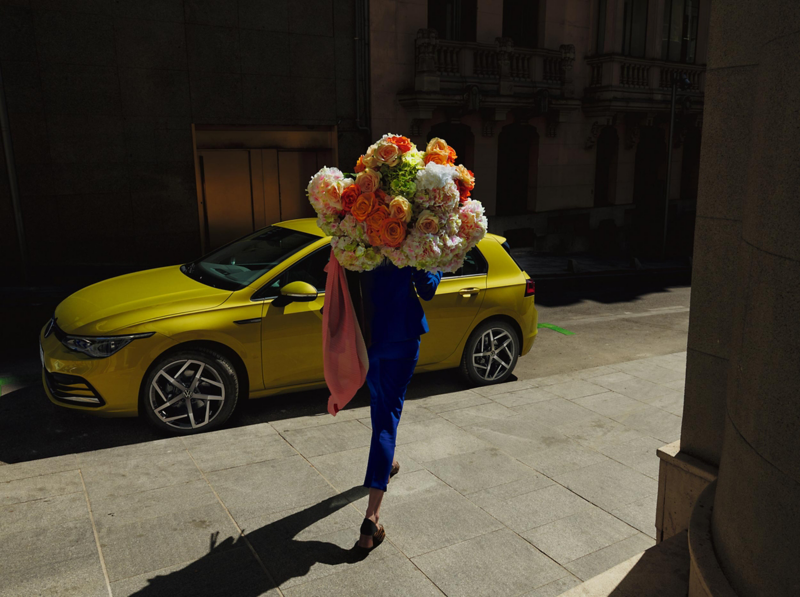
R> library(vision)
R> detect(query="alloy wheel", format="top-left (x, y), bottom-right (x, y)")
top-left (149, 359), bottom-right (226, 430)
top-left (471, 328), bottom-right (516, 381)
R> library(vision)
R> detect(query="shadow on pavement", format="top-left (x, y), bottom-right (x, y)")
top-left (128, 486), bottom-right (371, 596)
top-left (0, 368), bottom-right (474, 464)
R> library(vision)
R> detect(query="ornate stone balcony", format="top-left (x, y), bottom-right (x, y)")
top-left (583, 54), bottom-right (706, 117)
top-left (398, 29), bottom-right (580, 137)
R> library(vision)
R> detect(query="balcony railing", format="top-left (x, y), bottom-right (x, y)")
top-left (586, 55), bottom-right (705, 93)
top-left (414, 29), bottom-right (570, 94)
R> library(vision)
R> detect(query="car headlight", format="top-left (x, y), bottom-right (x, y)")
top-left (61, 332), bottom-right (155, 358)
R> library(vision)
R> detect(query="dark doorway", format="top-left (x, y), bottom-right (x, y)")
top-left (427, 121), bottom-right (475, 171)
top-left (495, 123), bottom-right (539, 216)
top-left (502, 0), bottom-right (540, 48)
top-left (594, 127), bottom-right (619, 207)
top-left (631, 126), bottom-right (667, 255)
top-left (680, 126), bottom-right (702, 202)
top-left (428, 0), bottom-right (477, 42)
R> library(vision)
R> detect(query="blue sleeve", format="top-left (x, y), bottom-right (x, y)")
top-left (412, 269), bottom-right (443, 301)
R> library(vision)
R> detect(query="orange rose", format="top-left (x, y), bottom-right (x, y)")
top-left (366, 204), bottom-right (389, 230)
top-left (424, 151), bottom-right (448, 165)
top-left (455, 165), bottom-right (475, 188)
top-left (416, 210), bottom-right (439, 234)
top-left (380, 218), bottom-right (407, 248)
top-left (447, 145), bottom-right (457, 164)
top-left (375, 188), bottom-right (389, 204)
top-left (351, 192), bottom-right (376, 221)
top-left (426, 137), bottom-right (448, 153)
top-left (341, 184), bottom-right (360, 212)
top-left (376, 142), bottom-right (401, 167)
top-left (354, 155), bottom-right (366, 173)
top-left (366, 226), bottom-right (383, 247)
top-left (356, 168), bottom-right (380, 193)
top-left (456, 179), bottom-right (471, 202)
top-left (387, 136), bottom-right (413, 153)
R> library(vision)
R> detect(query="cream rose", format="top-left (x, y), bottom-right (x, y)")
top-left (417, 210), bottom-right (439, 234)
top-left (455, 164), bottom-right (475, 188)
top-left (356, 168), bottom-right (380, 193)
top-left (376, 142), bottom-right (401, 167)
top-left (363, 144), bottom-right (379, 168)
top-left (426, 137), bottom-right (448, 153)
top-left (388, 196), bottom-right (412, 223)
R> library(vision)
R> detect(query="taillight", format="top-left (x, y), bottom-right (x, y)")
top-left (525, 279), bottom-right (535, 297)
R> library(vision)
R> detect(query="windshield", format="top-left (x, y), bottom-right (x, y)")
top-left (181, 226), bottom-right (319, 291)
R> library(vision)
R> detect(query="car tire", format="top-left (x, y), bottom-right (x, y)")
top-left (460, 319), bottom-right (520, 386)
top-left (141, 348), bottom-right (239, 435)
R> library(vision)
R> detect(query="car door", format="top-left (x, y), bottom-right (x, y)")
top-left (418, 247), bottom-right (488, 366)
top-left (258, 245), bottom-right (330, 389)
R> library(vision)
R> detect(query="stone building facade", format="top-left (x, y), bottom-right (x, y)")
top-left (370, 0), bottom-right (709, 255)
top-left (0, 0), bottom-right (368, 282)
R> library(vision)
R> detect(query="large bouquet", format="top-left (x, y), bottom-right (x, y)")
top-left (306, 134), bottom-right (487, 272)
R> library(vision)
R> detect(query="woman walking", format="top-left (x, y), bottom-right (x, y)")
top-left (354, 261), bottom-right (441, 550)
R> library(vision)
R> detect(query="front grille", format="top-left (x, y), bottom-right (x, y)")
top-left (45, 371), bottom-right (105, 407)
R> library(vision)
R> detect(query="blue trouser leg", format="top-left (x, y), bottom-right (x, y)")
top-left (363, 339), bottom-right (420, 491)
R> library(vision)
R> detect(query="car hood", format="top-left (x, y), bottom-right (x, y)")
top-left (54, 266), bottom-right (232, 335)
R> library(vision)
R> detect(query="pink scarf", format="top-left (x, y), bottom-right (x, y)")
top-left (323, 249), bottom-right (369, 415)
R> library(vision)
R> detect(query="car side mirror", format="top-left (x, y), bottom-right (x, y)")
top-left (272, 281), bottom-right (318, 307)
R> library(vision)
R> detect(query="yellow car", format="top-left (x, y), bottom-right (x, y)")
top-left (40, 218), bottom-right (538, 434)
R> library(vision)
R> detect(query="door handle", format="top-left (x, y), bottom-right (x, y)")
top-left (459, 287), bottom-right (481, 297)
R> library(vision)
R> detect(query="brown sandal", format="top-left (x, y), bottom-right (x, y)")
top-left (357, 518), bottom-right (385, 551)
top-left (390, 461), bottom-right (400, 479)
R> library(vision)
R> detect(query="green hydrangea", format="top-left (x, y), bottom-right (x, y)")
top-left (380, 160), bottom-right (420, 199)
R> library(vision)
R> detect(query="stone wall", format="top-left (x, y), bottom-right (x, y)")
top-left (0, 0), bottom-right (363, 279)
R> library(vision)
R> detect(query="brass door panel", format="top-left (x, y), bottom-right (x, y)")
top-left (199, 150), bottom-right (254, 250)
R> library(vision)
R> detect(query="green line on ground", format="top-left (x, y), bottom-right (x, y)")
top-left (538, 323), bottom-right (575, 336)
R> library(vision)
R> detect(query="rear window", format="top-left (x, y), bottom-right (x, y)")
top-left (443, 247), bottom-right (488, 277)
top-left (500, 240), bottom-right (524, 273)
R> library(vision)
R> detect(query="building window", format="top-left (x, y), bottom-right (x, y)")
top-left (662, 0), bottom-right (700, 63)
top-left (596, 0), bottom-right (608, 54)
top-left (622, 0), bottom-right (648, 58)
top-left (428, 0), bottom-right (477, 42)
top-left (594, 127), bottom-right (619, 207)
top-left (495, 123), bottom-right (539, 216)
top-left (502, 0), bottom-right (539, 48)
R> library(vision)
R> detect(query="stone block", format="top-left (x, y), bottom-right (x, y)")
top-left (415, 389), bottom-right (491, 414)
top-left (523, 507), bottom-right (639, 565)
top-left (291, 77), bottom-right (337, 122)
top-left (39, 63), bottom-right (120, 117)
top-left (0, 518), bottom-right (97, 575)
top-left (335, 78), bottom-right (357, 120)
top-left (238, 0), bottom-right (288, 32)
top-left (0, 491), bottom-right (87, 537)
top-left (123, 117), bottom-right (194, 162)
top-left (610, 406), bottom-right (683, 444)
top-left (10, 112), bottom-right (52, 164)
top-left (471, 378), bottom-right (539, 397)
top-left (184, 0), bottom-right (238, 26)
top-left (119, 68), bottom-right (191, 117)
top-left (0, 5), bottom-right (36, 61)
top-left (33, 10), bottom-right (115, 65)
top-left (695, 66), bottom-right (756, 221)
top-left (309, 445), bottom-right (422, 491)
top-left (0, 454), bottom-right (78, 483)
top-left (483, 482), bottom-right (595, 534)
top-left (521, 575), bottom-right (583, 597)
top-left (655, 442), bottom-right (716, 543)
top-left (290, 34), bottom-right (336, 80)
top-left (0, 469), bottom-right (82, 506)
top-left (206, 455), bottom-right (336, 520)
top-left (96, 503), bottom-right (242, 582)
top-left (490, 386), bottom-right (558, 407)
top-left (1, 555), bottom-right (108, 597)
top-left (111, 0), bottom-right (185, 22)
top-left (544, 380), bottom-right (609, 400)
top-left (610, 495), bottom-right (659, 539)
top-left (0, 60), bottom-right (44, 114)
top-left (47, 114), bottom-right (125, 163)
top-left (240, 30), bottom-right (290, 75)
top-left (189, 70), bottom-right (243, 118)
top-left (288, 0), bottom-right (333, 36)
top-left (185, 434), bottom-right (297, 473)
top-left (516, 440), bottom-right (610, 478)
top-left (424, 447), bottom-right (544, 495)
top-left (110, 546), bottom-right (277, 596)
top-left (564, 533), bottom-right (655, 581)
top-left (680, 348), bottom-right (728, 465)
top-left (463, 414), bottom-right (571, 459)
top-left (114, 17), bottom-right (187, 69)
top-left (376, 471), bottom-right (503, 557)
top-left (573, 391), bottom-right (650, 420)
top-left (438, 401), bottom-right (518, 428)
top-left (590, 373), bottom-right (679, 404)
top-left (557, 417), bottom-right (646, 452)
top-left (186, 23), bottom-right (240, 73)
top-left (412, 529), bottom-right (568, 597)
top-left (280, 420), bottom-right (371, 458)
top-left (599, 435), bottom-right (664, 480)
top-left (554, 460), bottom-right (658, 512)
top-left (726, 248), bottom-right (800, 482)
top-left (610, 360), bottom-right (685, 385)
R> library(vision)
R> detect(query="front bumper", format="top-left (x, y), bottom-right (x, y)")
top-left (40, 325), bottom-right (177, 417)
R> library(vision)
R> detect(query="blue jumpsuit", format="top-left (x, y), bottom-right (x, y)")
top-left (360, 263), bottom-right (442, 491)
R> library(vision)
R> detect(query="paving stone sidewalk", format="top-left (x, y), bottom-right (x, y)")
top-left (0, 352), bottom-right (686, 597)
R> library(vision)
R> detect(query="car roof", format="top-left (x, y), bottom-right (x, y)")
top-left (274, 218), bottom-right (505, 244)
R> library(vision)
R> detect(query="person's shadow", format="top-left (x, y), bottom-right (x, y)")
top-left (129, 486), bottom-right (372, 596)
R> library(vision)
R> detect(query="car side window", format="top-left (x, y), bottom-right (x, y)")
top-left (254, 246), bottom-right (330, 300)
top-left (443, 247), bottom-right (488, 278)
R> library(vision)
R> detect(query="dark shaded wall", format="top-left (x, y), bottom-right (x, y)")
top-left (0, 0), bottom-right (363, 282)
